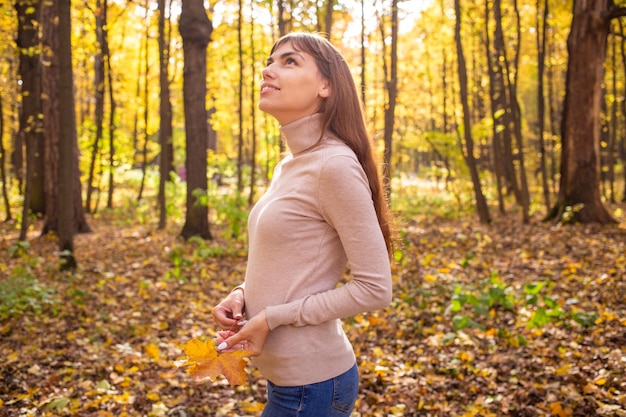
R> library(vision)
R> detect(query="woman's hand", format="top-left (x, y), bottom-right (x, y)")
top-left (212, 288), bottom-right (245, 330)
top-left (217, 310), bottom-right (270, 356)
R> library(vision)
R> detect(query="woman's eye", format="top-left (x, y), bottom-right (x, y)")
top-left (285, 58), bottom-right (296, 65)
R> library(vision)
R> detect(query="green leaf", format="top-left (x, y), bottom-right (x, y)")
top-left (572, 311), bottom-right (598, 327)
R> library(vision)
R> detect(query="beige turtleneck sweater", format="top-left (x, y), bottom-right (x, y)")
top-left (241, 113), bottom-right (392, 386)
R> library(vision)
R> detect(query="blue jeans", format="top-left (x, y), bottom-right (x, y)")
top-left (261, 363), bottom-right (359, 417)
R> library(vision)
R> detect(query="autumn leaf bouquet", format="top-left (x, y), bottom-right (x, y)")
top-left (176, 336), bottom-right (252, 386)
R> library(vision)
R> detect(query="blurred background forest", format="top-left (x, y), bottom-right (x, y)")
top-left (1, 0), bottom-right (626, 416)
top-left (0, 0), bottom-right (624, 258)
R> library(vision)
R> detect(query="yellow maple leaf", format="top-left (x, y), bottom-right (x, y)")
top-left (178, 338), bottom-right (251, 386)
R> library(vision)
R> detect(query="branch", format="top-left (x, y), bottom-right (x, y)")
top-left (607, 6), bottom-right (626, 19)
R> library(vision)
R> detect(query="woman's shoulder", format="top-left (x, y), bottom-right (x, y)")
top-left (320, 134), bottom-right (357, 160)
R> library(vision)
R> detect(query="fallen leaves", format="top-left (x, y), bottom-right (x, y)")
top-left (0, 213), bottom-right (624, 416)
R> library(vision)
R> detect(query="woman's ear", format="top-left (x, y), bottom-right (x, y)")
top-left (319, 83), bottom-right (331, 98)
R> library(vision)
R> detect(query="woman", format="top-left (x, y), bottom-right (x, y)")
top-left (212, 32), bottom-right (393, 417)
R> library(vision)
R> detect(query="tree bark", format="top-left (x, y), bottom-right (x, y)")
top-left (104, 0), bottom-right (116, 210)
top-left (484, 0), bottom-right (505, 214)
top-left (324, 0), bottom-right (333, 39)
top-left (15, 0), bottom-right (45, 237)
top-left (536, 0), bottom-right (551, 213)
top-left (546, 0), bottom-right (624, 224)
top-left (236, 0), bottom-right (244, 193)
top-left (455, 0), bottom-right (490, 224)
top-left (619, 18), bottom-right (626, 202)
top-left (506, 0), bottom-right (530, 223)
top-left (381, 0), bottom-right (398, 200)
top-left (41, 0), bottom-right (91, 236)
top-left (0, 94), bottom-right (10, 221)
top-left (179, 0), bottom-right (213, 240)
top-left (84, 0), bottom-right (106, 214)
top-left (248, 0), bottom-right (257, 207)
top-left (137, 0), bottom-right (150, 201)
top-left (158, 0), bottom-right (173, 229)
top-left (57, 0), bottom-right (77, 270)
top-left (491, 0), bottom-right (522, 207)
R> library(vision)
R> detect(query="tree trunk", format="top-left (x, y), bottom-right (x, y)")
top-left (455, 0), bottom-right (490, 224)
top-left (607, 34), bottom-right (617, 203)
top-left (492, 0), bottom-right (522, 206)
top-left (381, 0), bottom-right (398, 200)
top-left (84, 0), bottom-right (106, 214)
top-left (138, 0), bottom-right (150, 201)
top-left (360, 0), bottom-right (366, 105)
top-left (104, 0), bottom-right (116, 210)
top-left (57, 0), bottom-right (77, 270)
top-left (0, 94), bottom-right (10, 221)
top-left (16, 0), bottom-right (45, 229)
top-left (277, 0), bottom-right (289, 37)
top-left (536, 0), bottom-right (551, 213)
top-left (41, 0), bottom-right (91, 236)
top-left (179, 0), bottom-right (213, 240)
top-left (484, 0), bottom-right (505, 214)
top-left (546, 0), bottom-right (622, 224)
top-left (619, 18), bottom-right (626, 202)
top-left (506, 0), bottom-right (530, 223)
top-left (546, 29), bottom-right (560, 196)
top-left (248, 0), bottom-right (257, 207)
top-left (158, 0), bottom-right (173, 229)
top-left (236, 0), bottom-right (244, 193)
top-left (276, 0), bottom-right (289, 155)
top-left (324, 0), bottom-right (333, 39)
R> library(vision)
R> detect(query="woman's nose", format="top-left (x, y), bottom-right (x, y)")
top-left (261, 66), bottom-right (274, 79)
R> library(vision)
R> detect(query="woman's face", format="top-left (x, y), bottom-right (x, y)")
top-left (259, 41), bottom-right (330, 125)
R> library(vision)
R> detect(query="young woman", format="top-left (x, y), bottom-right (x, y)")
top-left (212, 32), bottom-right (393, 417)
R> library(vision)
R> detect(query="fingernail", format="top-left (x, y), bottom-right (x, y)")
top-left (234, 313), bottom-right (243, 319)
top-left (237, 320), bottom-right (248, 326)
top-left (217, 342), bottom-right (228, 351)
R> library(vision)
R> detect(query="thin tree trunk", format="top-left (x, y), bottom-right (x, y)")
top-left (492, 0), bottom-right (522, 205)
top-left (158, 0), bottom-right (173, 229)
top-left (179, 0), bottom-right (213, 240)
top-left (324, 0), bottom-right (333, 39)
top-left (0, 94), bottom-right (10, 221)
top-left (138, 0), bottom-right (150, 201)
top-left (132, 39), bottom-right (142, 168)
top-left (103, 0), bottom-right (116, 210)
top-left (607, 30), bottom-right (617, 203)
top-left (236, 0), bottom-right (244, 193)
top-left (546, 27), bottom-right (560, 196)
top-left (619, 19), bottom-right (626, 202)
top-left (536, 0), bottom-right (551, 213)
top-left (360, 0), bottom-right (366, 105)
top-left (249, 0), bottom-right (257, 207)
top-left (58, 0), bottom-right (77, 270)
top-left (455, 0), bottom-right (490, 224)
top-left (85, 0), bottom-right (106, 214)
top-left (380, 0), bottom-right (398, 200)
top-left (16, 0), bottom-right (45, 240)
top-left (507, 0), bottom-right (530, 223)
top-left (485, 0), bottom-right (505, 214)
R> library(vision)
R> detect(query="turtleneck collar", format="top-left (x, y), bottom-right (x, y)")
top-left (280, 113), bottom-right (324, 155)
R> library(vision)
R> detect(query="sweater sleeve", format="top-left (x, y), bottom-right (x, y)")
top-left (264, 153), bottom-right (392, 329)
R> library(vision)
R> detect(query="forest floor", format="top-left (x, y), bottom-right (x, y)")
top-left (0, 209), bottom-right (625, 417)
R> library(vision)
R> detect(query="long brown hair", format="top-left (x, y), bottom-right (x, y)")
top-left (270, 32), bottom-right (394, 255)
